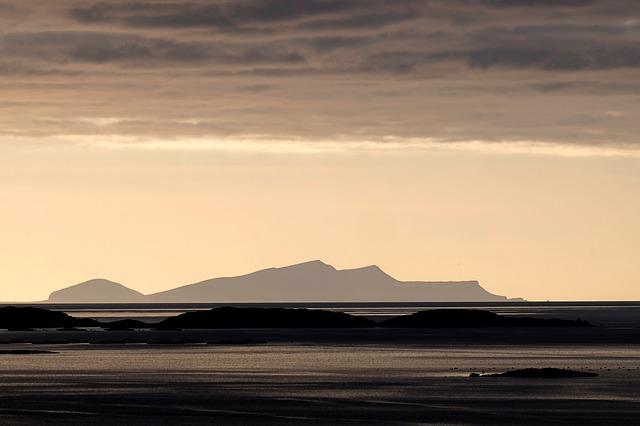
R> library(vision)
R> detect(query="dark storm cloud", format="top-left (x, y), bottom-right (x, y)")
top-left (462, 45), bottom-right (640, 70)
top-left (70, 0), bottom-right (422, 29)
top-left (1, 0), bottom-right (639, 151)
top-left (2, 31), bottom-right (305, 65)
top-left (0, 62), bottom-right (77, 76)
top-left (302, 36), bottom-right (371, 53)
top-left (0, 3), bottom-right (15, 12)
top-left (299, 11), bottom-right (419, 31)
top-left (426, 43), bottom-right (640, 71)
top-left (62, 0), bottom-right (640, 72)
top-left (476, 0), bottom-right (596, 8)
top-left (529, 81), bottom-right (640, 94)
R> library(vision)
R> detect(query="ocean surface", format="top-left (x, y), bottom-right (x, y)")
top-left (0, 302), bottom-right (638, 424)
top-left (0, 342), bottom-right (638, 424)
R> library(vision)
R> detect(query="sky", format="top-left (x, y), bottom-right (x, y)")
top-left (1, 0), bottom-right (639, 301)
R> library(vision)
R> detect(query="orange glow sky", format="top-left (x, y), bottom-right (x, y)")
top-left (1, 0), bottom-right (639, 301)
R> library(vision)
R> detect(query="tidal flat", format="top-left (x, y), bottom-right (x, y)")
top-left (0, 341), bottom-right (638, 425)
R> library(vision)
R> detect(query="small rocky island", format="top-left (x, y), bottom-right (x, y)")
top-left (157, 306), bottom-right (375, 329)
top-left (0, 306), bottom-right (99, 330)
top-left (470, 368), bottom-right (599, 378)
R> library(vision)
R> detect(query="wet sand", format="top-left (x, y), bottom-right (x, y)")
top-left (0, 332), bottom-right (639, 425)
top-left (1, 326), bottom-right (640, 346)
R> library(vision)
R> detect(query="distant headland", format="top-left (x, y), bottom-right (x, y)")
top-left (43, 260), bottom-right (523, 303)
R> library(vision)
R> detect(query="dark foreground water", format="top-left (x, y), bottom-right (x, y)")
top-left (0, 342), bottom-right (638, 425)
top-left (0, 302), bottom-right (638, 424)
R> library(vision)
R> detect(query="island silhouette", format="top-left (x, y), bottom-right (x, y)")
top-left (0, 306), bottom-right (99, 330)
top-left (45, 260), bottom-right (521, 303)
top-left (158, 306), bottom-right (374, 329)
top-left (48, 279), bottom-right (146, 303)
top-left (0, 306), bottom-right (590, 330)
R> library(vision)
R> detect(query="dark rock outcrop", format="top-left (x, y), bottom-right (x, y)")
top-left (0, 307), bottom-right (99, 329)
top-left (103, 319), bottom-right (152, 330)
top-left (472, 368), bottom-right (598, 378)
top-left (0, 306), bottom-right (593, 333)
top-left (157, 306), bottom-right (375, 329)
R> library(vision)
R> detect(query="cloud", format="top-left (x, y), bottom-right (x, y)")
top-left (70, 0), bottom-right (422, 29)
top-left (529, 81), bottom-right (640, 94)
top-left (0, 0), bottom-right (638, 155)
top-left (442, 44), bottom-right (640, 71)
top-left (2, 31), bottom-right (306, 66)
top-left (477, 0), bottom-right (596, 8)
top-left (27, 133), bottom-right (640, 159)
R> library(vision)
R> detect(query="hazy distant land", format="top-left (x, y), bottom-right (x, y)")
top-left (46, 260), bottom-right (520, 303)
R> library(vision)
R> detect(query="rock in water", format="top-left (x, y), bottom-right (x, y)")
top-left (471, 368), bottom-right (598, 378)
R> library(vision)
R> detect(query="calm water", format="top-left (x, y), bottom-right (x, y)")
top-left (0, 342), bottom-right (638, 424)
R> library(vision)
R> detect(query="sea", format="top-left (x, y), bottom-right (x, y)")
top-left (0, 302), bottom-right (638, 424)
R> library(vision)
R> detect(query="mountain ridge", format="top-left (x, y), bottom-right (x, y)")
top-left (45, 260), bottom-right (518, 303)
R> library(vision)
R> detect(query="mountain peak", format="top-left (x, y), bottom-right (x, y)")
top-left (75, 278), bottom-right (123, 287)
top-left (340, 264), bottom-right (392, 278)
top-left (47, 278), bottom-right (145, 303)
top-left (277, 260), bottom-right (336, 271)
top-left (360, 264), bottom-right (383, 272)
